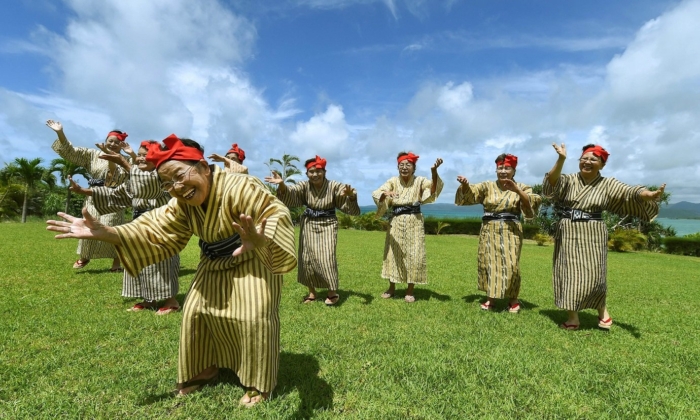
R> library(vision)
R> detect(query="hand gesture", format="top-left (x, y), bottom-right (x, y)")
top-left (120, 142), bottom-right (134, 155)
top-left (431, 158), bottom-right (444, 171)
top-left (46, 207), bottom-right (105, 240)
top-left (46, 120), bottom-right (64, 133)
top-left (499, 178), bottom-right (519, 192)
top-left (341, 184), bottom-right (355, 197)
top-left (67, 176), bottom-right (87, 195)
top-left (643, 183), bottom-right (666, 201)
top-left (208, 153), bottom-right (226, 163)
top-left (552, 143), bottom-right (567, 159)
top-left (456, 175), bottom-right (469, 186)
top-left (380, 190), bottom-right (397, 202)
top-left (264, 171), bottom-right (284, 185)
top-left (94, 143), bottom-right (112, 154)
top-left (232, 214), bottom-right (268, 257)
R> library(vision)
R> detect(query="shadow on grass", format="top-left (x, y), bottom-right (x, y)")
top-left (178, 268), bottom-right (197, 277)
top-left (276, 352), bottom-right (333, 419)
top-left (334, 289), bottom-right (374, 306)
top-left (538, 309), bottom-right (641, 338)
top-left (412, 288), bottom-right (451, 302)
top-left (461, 294), bottom-right (539, 312)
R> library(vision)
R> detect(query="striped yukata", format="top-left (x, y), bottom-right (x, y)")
top-left (455, 180), bottom-right (541, 299)
top-left (113, 167), bottom-right (296, 393)
top-left (277, 179), bottom-right (360, 290)
top-left (543, 173), bottom-right (659, 311)
top-left (223, 161), bottom-right (248, 174)
top-left (52, 138), bottom-right (129, 260)
top-left (372, 175), bottom-right (443, 284)
top-left (91, 167), bottom-right (179, 302)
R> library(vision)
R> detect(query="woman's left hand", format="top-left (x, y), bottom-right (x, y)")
top-left (432, 158), bottom-right (443, 170)
top-left (232, 214), bottom-right (268, 256)
top-left (642, 184), bottom-right (666, 201)
top-left (341, 184), bottom-right (356, 197)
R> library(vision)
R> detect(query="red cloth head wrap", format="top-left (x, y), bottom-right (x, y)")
top-left (107, 131), bottom-right (128, 142)
top-left (305, 155), bottom-right (327, 170)
top-left (397, 153), bottom-right (419, 165)
top-left (497, 154), bottom-right (518, 169)
top-left (139, 140), bottom-right (159, 150)
top-left (227, 143), bottom-right (245, 162)
top-left (581, 145), bottom-right (609, 163)
top-left (146, 134), bottom-right (205, 169)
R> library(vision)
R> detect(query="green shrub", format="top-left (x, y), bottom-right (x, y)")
top-left (533, 233), bottom-right (552, 246)
top-left (423, 217), bottom-right (539, 238)
top-left (662, 236), bottom-right (700, 257)
top-left (608, 229), bottom-right (647, 252)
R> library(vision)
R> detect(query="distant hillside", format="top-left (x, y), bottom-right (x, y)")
top-left (659, 201), bottom-right (700, 219)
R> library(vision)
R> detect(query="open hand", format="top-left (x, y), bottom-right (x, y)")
top-left (264, 171), bottom-right (283, 185)
top-left (46, 208), bottom-right (103, 239)
top-left (552, 143), bottom-right (567, 159)
top-left (499, 178), bottom-right (519, 192)
top-left (46, 120), bottom-right (63, 133)
top-left (67, 176), bottom-right (89, 195)
top-left (341, 184), bottom-right (355, 197)
top-left (457, 175), bottom-right (469, 186)
top-left (231, 214), bottom-right (268, 257)
top-left (431, 158), bottom-right (443, 170)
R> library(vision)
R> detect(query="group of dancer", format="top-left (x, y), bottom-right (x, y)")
top-left (45, 119), bottom-right (665, 406)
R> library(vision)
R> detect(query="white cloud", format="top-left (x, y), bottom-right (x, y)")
top-left (289, 105), bottom-right (350, 160)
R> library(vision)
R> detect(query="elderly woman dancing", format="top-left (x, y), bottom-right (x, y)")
top-left (46, 120), bottom-right (130, 271)
top-left (48, 135), bottom-right (296, 406)
top-left (265, 155), bottom-right (360, 306)
top-left (455, 153), bottom-right (541, 313)
top-left (68, 140), bottom-right (181, 314)
top-left (372, 152), bottom-right (443, 303)
top-left (544, 143), bottom-right (665, 330)
top-left (208, 143), bottom-right (249, 174)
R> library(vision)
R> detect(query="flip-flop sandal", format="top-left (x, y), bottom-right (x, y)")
top-left (380, 292), bottom-right (394, 299)
top-left (239, 389), bottom-right (268, 408)
top-left (559, 322), bottom-right (580, 331)
top-left (598, 317), bottom-right (613, 330)
top-left (507, 302), bottom-right (521, 313)
top-left (73, 259), bottom-right (90, 269)
top-left (156, 306), bottom-right (181, 315)
top-left (127, 302), bottom-right (155, 312)
top-left (301, 296), bottom-right (316, 304)
top-left (324, 295), bottom-right (340, 306)
top-left (404, 295), bottom-right (416, 303)
top-left (480, 302), bottom-right (493, 311)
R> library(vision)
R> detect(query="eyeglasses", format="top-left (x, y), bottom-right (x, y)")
top-left (161, 165), bottom-right (195, 192)
top-left (398, 163), bottom-right (414, 168)
top-left (579, 158), bottom-right (601, 164)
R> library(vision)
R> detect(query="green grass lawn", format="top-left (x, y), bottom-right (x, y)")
top-left (1, 221), bottom-right (699, 419)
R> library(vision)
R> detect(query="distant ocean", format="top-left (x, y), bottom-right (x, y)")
top-left (359, 203), bottom-right (700, 236)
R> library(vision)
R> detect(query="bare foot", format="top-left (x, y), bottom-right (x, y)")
top-left (239, 388), bottom-right (269, 408)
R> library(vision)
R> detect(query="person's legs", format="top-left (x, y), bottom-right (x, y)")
top-left (324, 289), bottom-right (339, 305)
top-left (405, 283), bottom-right (415, 303)
top-left (381, 281), bottom-right (395, 298)
top-left (176, 365), bottom-right (219, 396)
top-left (303, 286), bottom-right (317, 303)
top-left (560, 310), bottom-right (580, 330)
top-left (110, 256), bottom-right (122, 270)
top-left (597, 305), bottom-right (612, 329)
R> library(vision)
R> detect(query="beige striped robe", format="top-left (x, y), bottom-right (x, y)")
top-left (455, 180), bottom-right (541, 299)
top-left (543, 173), bottom-right (658, 311)
top-left (52, 138), bottom-right (128, 260)
top-left (113, 167), bottom-right (296, 392)
top-left (91, 167), bottom-right (179, 302)
top-left (223, 161), bottom-right (249, 174)
top-left (372, 175), bottom-right (443, 284)
top-left (277, 179), bottom-right (360, 290)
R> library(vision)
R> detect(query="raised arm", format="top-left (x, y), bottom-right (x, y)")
top-left (546, 143), bottom-right (567, 187)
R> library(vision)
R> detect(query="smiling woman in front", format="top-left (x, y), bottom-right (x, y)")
top-left (544, 143), bottom-right (665, 331)
top-left (47, 134), bottom-right (296, 407)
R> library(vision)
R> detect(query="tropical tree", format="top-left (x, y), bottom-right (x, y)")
top-left (265, 154), bottom-right (302, 185)
top-left (50, 158), bottom-right (90, 213)
top-left (2, 158), bottom-right (56, 222)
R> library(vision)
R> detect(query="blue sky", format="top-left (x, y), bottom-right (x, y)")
top-left (1, 0), bottom-right (698, 205)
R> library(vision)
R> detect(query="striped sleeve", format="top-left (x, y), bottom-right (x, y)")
top-left (520, 183), bottom-right (541, 219)
top-left (372, 178), bottom-right (395, 217)
top-left (542, 172), bottom-right (571, 200)
top-left (91, 182), bottom-right (133, 214)
top-left (455, 182), bottom-right (486, 206)
top-left (52, 138), bottom-right (96, 170)
top-left (113, 202), bottom-right (192, 277)
top-left (238, 177), bottom-right (297, 274)
top-left (605, 178), bottom-right (659, 221)
top-left (276, 181), bottom-right (307, 208)
top-left (420, 175), bottom-right (443, 203)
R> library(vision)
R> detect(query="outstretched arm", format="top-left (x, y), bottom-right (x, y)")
top-left (430, 158), bottom-right (443, 196)
top-left (546, 143), bottom-right (567, 186)
top-left (46, 208), bottom-right (120, 245)
top-left (46, 120), bottom-right (69, 144)
top-left (640, 184), bottom-right (666, 201)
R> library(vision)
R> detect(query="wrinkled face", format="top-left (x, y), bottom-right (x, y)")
top-left (105, 136), bottom-right (122, 153)
top-left (158, 160), bottom-right (211, 206)
top-left (225, 153), bottom-right (241, 164)
top-left (306, 167), bottom-right (326, 186)
top-left (397, 161), bottom-right (415, 178)
top-left (136, 147), bottom-right (156, 172)
top-left (579, 152), bottom-right (604, 178)
top-left (495, 164), bottom-right (515, 181)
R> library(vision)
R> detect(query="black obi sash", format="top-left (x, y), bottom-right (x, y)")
top-left (557, 207), bottom-right (603, 221)
top-left (391, 204), bottom-right (421, 216)
top-left (482, 212), bottom-right (520, 222)
top-left (198, 234), bottom-right (242, 260)
top-left (88, 178), bottom-right (105, 187)
top-left (303, 207), bottom-right (337, 219)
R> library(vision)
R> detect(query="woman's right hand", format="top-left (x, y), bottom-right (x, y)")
top-left (67, 176), bottom-right (90, 196)
top-left (456, 175), bottom-right (469, 186)
top-left (552, 143), bottom-right (567, 159)
top-left (208, 153), bottom-right (226, 163)
top-left (46, 207), bottom-right (118, 244)
top-left (46, 120), bottom-right (63, 133)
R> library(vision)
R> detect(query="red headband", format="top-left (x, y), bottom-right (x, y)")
top-left (146, 134), bottom-right (205, 169)
top-left (305, 155), bottom-right (327, 170)
top-left (227, 143), bottom-right (245, 162)
top-left (582, 145), bottom-right (609, 163)
top-left (139, 140), bottom-right (158, 150)
top-left (397, 153), bottom-right (419, 165)
top-left (107, 131), bottom-right (128, 142)
top-left (497, 154), bottom-right (518, 169)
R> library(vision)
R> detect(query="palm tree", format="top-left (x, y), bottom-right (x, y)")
top-left (50, 158), bottom-right (90, 213)
top-left (3, 158), bottom-right (56, 222)
top-left (265, 153), bottom-right (301, 185)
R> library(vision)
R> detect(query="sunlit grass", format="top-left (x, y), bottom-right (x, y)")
top-left (1, 222), bottom-right (698, 419)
